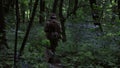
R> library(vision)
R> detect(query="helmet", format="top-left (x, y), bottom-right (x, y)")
top-left (50, 13), bottom-right (57, 19)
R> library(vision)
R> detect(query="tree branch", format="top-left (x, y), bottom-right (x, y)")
top-left (19, 0), bottom-right (39, 57)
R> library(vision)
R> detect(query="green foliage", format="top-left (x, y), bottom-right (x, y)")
top-left (2, 0), bottom-right (120, 67)
top-left (41, 39), bottom-right (50, 47)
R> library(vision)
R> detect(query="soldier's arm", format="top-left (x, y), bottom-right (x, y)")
top-left (44, 21), bottom-right (50, 33)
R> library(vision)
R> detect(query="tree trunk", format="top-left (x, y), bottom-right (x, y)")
top-left (111, 0), bottom-right (117, 23)
top-left (39, 0), bottom-right (45, 24)
top-left (118, 0), bottom-right (120, 19)
top-left (89, 0), bottom-right (98, 20)
top-left (61, 19), bottom-right (66, 42)
top-left (19, 0), bottom-right (39, 57)
top-left (11, 0), bottom-right (15, 7)
top-left (52, 0), bottom-right (59, 13)
top-left (0, 0), bottom-right (9, 67)
top-left (14, 0), bottom-right (20, 67)
top-left (20, 4), bottom-right (25, 23)
top-left (29, 0), bottom-right (32, 14)
top-left (0, 0), bottom-right (9, 50)
top-left (59, 0), bottom-right (80, 42)
top-left (67, 0), bottom-right (71, 16)
top-left (73, 0), bottom-right (78, 16)
top-left (89, 0), bottom-right (103, 32)
top-left (59, 0), bottom-right (67, 42)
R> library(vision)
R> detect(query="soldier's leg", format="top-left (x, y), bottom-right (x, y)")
top-left (51, 40), bottom-right (58, 53)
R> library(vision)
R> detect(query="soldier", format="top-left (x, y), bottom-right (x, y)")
top-left (44, 13), bottom-right (62, 54)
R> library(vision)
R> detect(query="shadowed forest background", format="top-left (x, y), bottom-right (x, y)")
top-left (0, 0), bottom-right (120, 68)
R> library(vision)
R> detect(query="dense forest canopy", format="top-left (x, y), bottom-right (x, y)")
top-left (0, 0), bottom-right (120, 68)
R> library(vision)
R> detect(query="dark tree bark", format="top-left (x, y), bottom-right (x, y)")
top-left (111, 0), bottom-right (117, 23)
top-left (11, 0), bottom-right (15, 7)
top-left (67, 0), bottom-right (79, 17)
top-left (14, 0), bottom-right (20, 67)
top-left (89, 0), bottom-right (103, 32)
top-left (39, 0), bottom-right (45, 24)
top-left (59, 0), bottom-right (66, 42)
top-left (1, 0), bottom-right (15, 14)
top-left (59, 0), bottom-right (79, 42)
top-left (52, 0), bottom-right (59, 13)
top-left (29, 0), bottom-right (33, 14)
top-left (20, 3), bottom-right (25, 23)
top-left (0, 0), bottom-right (9, 50)
top-left (67, 0), bottom-right (71, 16)
top-left (73, 0), bottom-right (79, 16)
top-left (118, 0), bottom-right (120, 19)
top-left (22, 9), bottom-right (25, 23)
top-left (19, 0), bottom-right (39, 57)
top-left (7, 0), bottom-right (15, 8)
top-left (89, 0), bottom-right (98, 21)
